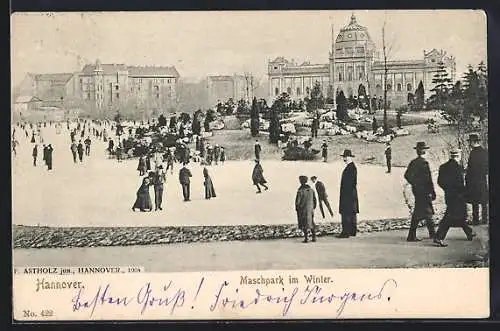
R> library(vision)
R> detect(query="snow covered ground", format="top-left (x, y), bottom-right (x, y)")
top-left (11, 125), bottom-right (426, 228)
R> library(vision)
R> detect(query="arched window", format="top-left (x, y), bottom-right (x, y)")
top-left (407, 83), bottom-right (412, 91)
top-left (274, 87), bottom-right (279, 96)
top-left (338, 72), bottom-right (343, 81)
top-left (397, 83), bottom-right (402, 92)
top-left (296, 87), bottom-right (301, 96)
top-left (387, 84), bottom-right (392, 91)
top-left (287, 87), bottom-right (292, 95)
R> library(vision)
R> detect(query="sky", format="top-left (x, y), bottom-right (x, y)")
top-left (11, 10), bottom-right (487, 88)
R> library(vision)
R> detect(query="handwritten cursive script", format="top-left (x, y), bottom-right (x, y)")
top-left (70, 277), bottom-right (398, 318)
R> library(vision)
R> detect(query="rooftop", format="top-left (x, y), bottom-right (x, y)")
top-left (32, 73), bottom-right (74, 83)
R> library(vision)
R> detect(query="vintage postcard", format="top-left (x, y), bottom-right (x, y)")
top-left (11, 10), bottom-right (489, 321)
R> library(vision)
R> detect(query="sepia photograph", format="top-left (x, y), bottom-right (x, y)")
top-left (11, 10), bottom-right (489, 320)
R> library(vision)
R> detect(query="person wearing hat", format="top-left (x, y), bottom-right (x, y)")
top-left (404, 141), bottom-right (437, 241)
top-left (337, 149), bottom-right (359, 238)
top-left (434, 148), bottom-right (476, 247)
top-left (384, 141), bottom-right (392, 173)
top-left (254, 140), bottom-right (262, 161)
top-left (311, 176), bottom-right (334, 219)
top-left (252, 159), bottom-right (268, 194)
top-left (321, 140), bottom-right (328, 162)
top-left (295, 175), bottom-right (317, 243)
top-left (203, 167), bottom-right (216, 200)
top-left (214, 144), bottom-right (221, 165)
top-left (465, 133), bottom-right (488, 225)
top-left (153, 164), bottom-right (166, 211)
top-left (179, 162), bottom-right (192, 202)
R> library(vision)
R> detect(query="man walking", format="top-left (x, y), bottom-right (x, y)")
top-left (295, 175), bottom-right (317, 243)
top-left (385, 142), bottom-right (392, 173)
top-left (434, 148), bottom-right (476, 247)
top-left (311, 176), bottom-right (334, 219)
top-left (153, 165), bottom-right (166, 211)
top-left (70, 142), bottom-right (78, 163)
top-left (465, 134), bottom-right (488, 225)
top-left (254, 140), bottom-right (262, 160)
top-left (252, 159), bottom-right (269, 194)
top-left (32, 144), bottom-right (38, 166)
top-left (77, 140), bottom-right (84, 162)
top-left (404, 141), bottom-right (437, 241)
top-left (45, 144), bottom-right (54, 170)
top-left (337, 150), bottom-right (359, 238)
top-left (84, 136), bottom-right (92, 156)
top-left (179, 162), bottom-right (192, 202)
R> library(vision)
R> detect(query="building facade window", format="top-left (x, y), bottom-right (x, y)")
top-left (115, 85), bottom-right (119, 90)
top-left (347, 66), bottom-right (353, 81)
top-left (397, 83), bottom-right (402, 92)
top-left (275, 87), bottom-right (279, 96)
top-left (387, 84), bottom-right (392, 91)
top-left (116, 93), bottom-right (119, 99)
top-left (287, 87), bottom-right (292, 95)
top-left (87, 92), bottom-right (90, 99)
top-left (407, 83), bottom-right (412, 91)
top-left (297, 87), bottom-right (301, 95)
top-left (156, 94), bottom-right (160, 99)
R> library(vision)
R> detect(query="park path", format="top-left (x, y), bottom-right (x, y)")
top-left (13, 226), bottom-right (488, 271)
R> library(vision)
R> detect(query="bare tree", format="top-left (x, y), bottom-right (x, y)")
top-left (381, 14), bottom-right (399, 134)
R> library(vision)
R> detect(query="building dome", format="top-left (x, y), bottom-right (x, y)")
top-left (335, 14), bottom-right (372, 44)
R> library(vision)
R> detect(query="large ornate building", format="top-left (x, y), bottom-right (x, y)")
top-left (268, 14), bottom-right (456, 107)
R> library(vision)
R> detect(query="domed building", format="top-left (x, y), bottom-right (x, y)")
top-left (268, 13), bottom-right (456, 108)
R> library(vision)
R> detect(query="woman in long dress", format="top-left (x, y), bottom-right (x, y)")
top-left (132, 176), bottom-right (153, 212)
top-left (203, 167), bottom-right (216, 199)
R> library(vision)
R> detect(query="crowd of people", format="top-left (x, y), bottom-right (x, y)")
top-left (293, 134), bottom-right (488, 247)
top-left (11, 115), bottom-right (488, 248)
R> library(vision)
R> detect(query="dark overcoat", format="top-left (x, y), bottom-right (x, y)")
top-left (179, 167), bottom-right (192, 184)
top-left (339, 162), bottom-right (359, 215)
top-left (321, 144), bottom-right (328, 158)
top-left (252, 163), bottom-right (267, 185)
top-left (295, 184), bottom-right (317, 230)
top-left (404, 156), bottom-right (435, 220)
top-left (133, 177), bottom-right (152, 210)
top-left (203, 168), bottom-right (216, 199)
top-left (465, 146), bottom-right (488, 204)
top-left (438, 159), bottom-right (467, 225)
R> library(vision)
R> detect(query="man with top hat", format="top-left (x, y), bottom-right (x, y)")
top-left (434, 147), bottom-right (476, 247)
top-left (404, 141), bottom-right (437, 241)
top-left (295, 175), bottom-right (317, 243)
top-left (337, 149), bottom-right (359, 238)
top-left (465, 133), bottom-right (488, 225)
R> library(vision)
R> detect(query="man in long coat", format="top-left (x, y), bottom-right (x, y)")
top-left (179, 163), bottom-right (192, 202)
top-left (434, 148), bottom-right (476, 247)
top-left (311, 176), bottom-right (334, 219)
top-left (337, 149), bottom-right (359, 238)
top-left (404, 141), bottom-right (437, 241)
top-left (465, 134), bottom-right (489, 225)
top-left (45, 144), bottom-right (53, 170)
top-left (70, 142), bottom-right (78, 163)
top-left (77, 140), bottom-right (84, 162)
top-left (32, 144), bottom-right (38, 166)
top-left (252, 159), bottom-right (269, 194)
top-left (295, 175), bottom-right (317, 243)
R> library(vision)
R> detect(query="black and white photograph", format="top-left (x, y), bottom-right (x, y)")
top-left (11, 10), bottom-right (489, 320)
